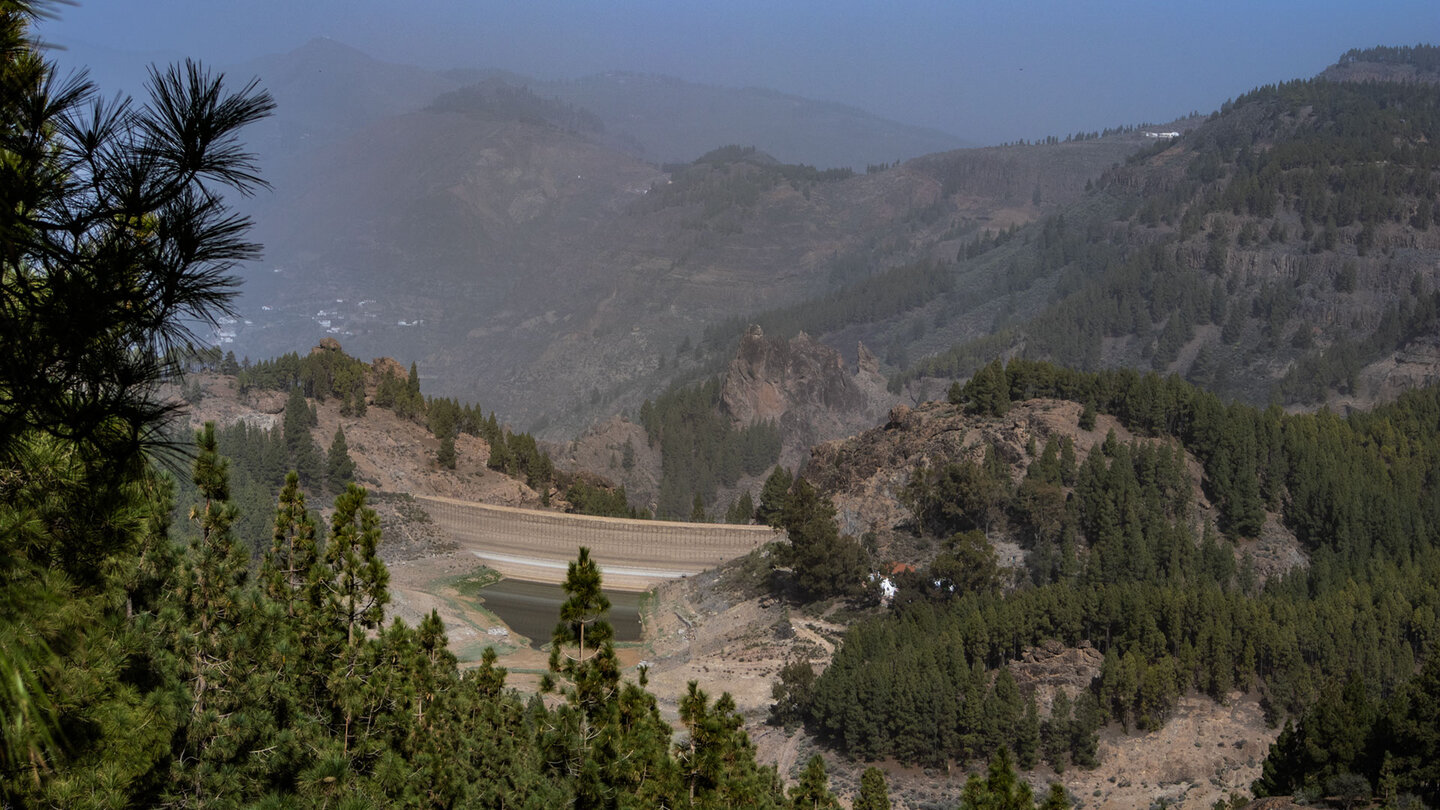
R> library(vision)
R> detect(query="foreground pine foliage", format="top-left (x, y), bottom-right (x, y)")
top-left (0, 5), bottom-right (802, 805)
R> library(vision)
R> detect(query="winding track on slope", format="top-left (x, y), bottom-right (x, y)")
top-left (415, 495), bottom-right (776, 591)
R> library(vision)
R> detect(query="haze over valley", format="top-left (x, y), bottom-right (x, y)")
top-left (8, 2), bottom-right (1440, 808)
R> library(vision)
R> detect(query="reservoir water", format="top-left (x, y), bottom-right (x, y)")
top-left (477, 579), bottom-right (643, 649)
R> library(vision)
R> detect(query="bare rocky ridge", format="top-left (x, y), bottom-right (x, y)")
top-left (554, 416), bottom-right (661, 508)
top-left (720, 326), bottom-right (899, 470)
top-left (1010, 639), bottom-right (1105, 713)
top-left (803, 396), bottom-right (1309, 585)
top-left (170, 363), bottom-right (544, 575)
top-left (806, 398), bottom-right (1141, 558)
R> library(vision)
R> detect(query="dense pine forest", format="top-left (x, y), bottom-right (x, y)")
top-left (767, 360), bottom-right (1440, 805)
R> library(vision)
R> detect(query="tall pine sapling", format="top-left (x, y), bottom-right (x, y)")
top-left (543, 546), bottom-right (621, 768)
top-left (261, 471), bottom-right (320, 618)
top-left (325, 484), bottom-right (389, 648)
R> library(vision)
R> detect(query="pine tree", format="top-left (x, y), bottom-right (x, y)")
top-left (487, 431), bottom-right (512, 473)
top-left (1017, 694), bottom-right (1042, 769)
top-left (960, 747), bottom-right (1035, 810)
top-left (781, 479), bottom-right (869, 600)
top-left (284, 386), bottom-right (324, 487)
top-left (1070, 692), bottom-right (1102, 768)
top-left (261, 471), bottom-right (319, 619)
top-left (789, 754), bottom-right (841, 809)
top-left (404, 361), bottom-right (425, 418)
top-left (770, 658), bottom-right (817, 728)
top-left (854, 766), bottom-right (891, 810)
top-left (180, 423), bottom-right (248, 714)
top-left (171, 423), bottom-right (259, 804)
top-left (963, 358), bottom-right (1012, 417)
top-left (543, 546), bottom-right (621, 779)
top-left (437, 432), bottom-right (457, 470)
top-left (727, 490), bottom-right (756, 524)
top-left (1393, 652), bottom-right (1440, 804)
top-left (1044, 691), bottom-right (1072, 773)
top-left (679, 681), bottom-right (771, 806)
top-left (0, 7), bottom-right (273, 474)
top-left (0, 14), bottom-right (276, 793)
top-left (986, 670), bottom-right (1024, 750)
top-left (325, 484), bottom-right (389, 647)
top-left (1038, 782), bottom-right (1071, 809)
top-left (549, 547), bottom-right (613, 676)
top-left (327, 426), bottom-right (355, 487)
top-left (757, 465), bottom-right (794, 526)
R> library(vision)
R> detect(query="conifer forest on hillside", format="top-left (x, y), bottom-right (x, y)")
top-left (6, 1), bottom-right (1440, 807)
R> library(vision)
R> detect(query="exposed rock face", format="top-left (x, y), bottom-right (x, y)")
top-left (1008, 639), bottom-right (1104, 713)
top-left (722, 326), bottom-right (864, 423)
top-left (371, 356), bottom-right (408, 384)
top-left (807, 398), bottom-right (1117, 542)
top-left (719, 326), bottom-right (897, 469)
top-left (245, 388), bottom-right (288, 416)
top-left (856, 341), bottom-right (880, 376)
top-left (554, 415), bottom-right (662, 510)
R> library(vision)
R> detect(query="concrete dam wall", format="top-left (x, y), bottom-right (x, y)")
top-left (415, 495), bottom-right (776, 591)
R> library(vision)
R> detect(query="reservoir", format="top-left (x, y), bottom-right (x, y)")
top-left (477, 579), bottom-right (643, 649)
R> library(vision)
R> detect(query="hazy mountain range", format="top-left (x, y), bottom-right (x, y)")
top-left (210, 39), bottom-right (1440, 441)
top-left (205, 39), bottom-right (1138, 432)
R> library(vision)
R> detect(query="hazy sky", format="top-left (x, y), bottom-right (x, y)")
top-left (38, 0), bottom-right (1439, 145)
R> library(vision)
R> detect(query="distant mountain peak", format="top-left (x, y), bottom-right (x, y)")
top-left (275, 36), bottom-right (390, 69)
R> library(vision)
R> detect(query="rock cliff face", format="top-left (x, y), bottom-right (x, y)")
top-left (554, 327), bottom-right (897, 511)
top-left (719, 326), bottom-right (897, 469)
top-left (1009, 639), bottom-right (1105, 713)
top-left (806, 398), bottom-right (1123, 542)
top-left (805, 395), bottom-right (1312, 583)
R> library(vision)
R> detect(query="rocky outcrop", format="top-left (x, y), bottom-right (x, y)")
top-left (720, 326), bottom-right (859, 425)
top-left (370, 356), bottom-right (408, 385)
top-left (1008, 639), bottom-right (1104, 713)
top-left (808, 398), bottom-right (1114, 541)
top-left (555, 415), bottom-right (662, 509)
top-left (244, 388), bottom-right (288, 415)
top-left (719, 326), bottom-right (897, 469)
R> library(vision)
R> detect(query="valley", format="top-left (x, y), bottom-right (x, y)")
top-left (218, 37), bottom-right (1162, 434)
top-left (165, 44), bottom-right (1440, 808)
top-left (8, 8), bottom-right (1440, 807)
top-left (166, 349), bottom-right (1348, 810)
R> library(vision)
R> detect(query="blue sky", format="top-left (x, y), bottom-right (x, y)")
top-left (37, 0), bottom-right (1439, 145)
